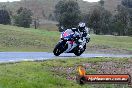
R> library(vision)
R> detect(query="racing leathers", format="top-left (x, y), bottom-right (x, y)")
top-left (72, 27), bottom-right (90, 50)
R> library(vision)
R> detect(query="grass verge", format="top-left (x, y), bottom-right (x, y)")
top-left (0, 58), bottom-right (131, 88)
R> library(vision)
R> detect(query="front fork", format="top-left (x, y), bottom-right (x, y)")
top-left (59, 40), bottom-right (67, 51)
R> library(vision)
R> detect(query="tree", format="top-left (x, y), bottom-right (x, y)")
top-left (122, 0), bottom-right (132, 8)
top-left (100, 9), bottom-right (112, 34)
top-left (14, 7), bottom-right (32, 28)
top-left (88, 6), bottom-right (111, 34)
top-left (42, 10), bottom-right (46, 18)
top-left (0, 9), bottom-right (11, 25)
top-left (121, 0), bottom-right (132, 36)
top-left (88, 6), bottom-right (102, 34)
top-left (55, 0), bottom-right (81, 31)
top-left (48, 13), bottom-right (55, 21)
top-left (88, 0), bottom-right (111, 35)
top-left (112, 5), bottom-right (129, 35)
top-left (99, 0), bottom-right (104, 7)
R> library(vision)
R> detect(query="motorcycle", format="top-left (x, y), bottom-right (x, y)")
top-left (53, 28), bottom-right (86, 56)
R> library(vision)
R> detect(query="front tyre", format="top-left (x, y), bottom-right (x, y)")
top-left (53, 42), bottom-right (62, 56)
top-left (53, 41), bottom-right (66, 56)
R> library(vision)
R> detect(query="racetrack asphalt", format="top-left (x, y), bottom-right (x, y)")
top-left (0, 52), bottom-right (132, 63)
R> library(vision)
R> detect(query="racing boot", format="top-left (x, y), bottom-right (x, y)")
top-left (79, 45), bottom-right (84, 51)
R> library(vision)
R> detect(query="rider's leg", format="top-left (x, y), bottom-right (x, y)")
top-left (78, 39), bottom-right (84, 50)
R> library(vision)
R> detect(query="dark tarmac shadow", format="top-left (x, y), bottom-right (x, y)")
top-left (55, 55), bottom-right (78, 58)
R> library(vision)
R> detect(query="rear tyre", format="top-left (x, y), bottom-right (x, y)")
top-left (74, 44), bottom-right (86, 56)
top-left (74, 49), bottom-right (84, 56)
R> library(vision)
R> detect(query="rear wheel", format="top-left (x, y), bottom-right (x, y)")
top-left (74, 49), bottom-right (84, 56)
top-left (74, 44), bottom-right (86, 56)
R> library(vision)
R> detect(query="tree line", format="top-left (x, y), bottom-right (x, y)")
top-left (87, 0), bottom-right (132, 36)
top-left (0, 6), bottom-right (32, 28)
top-left (0, 0), bottom-right (131, 36)
top-left (55, 0), bottom-right (132, 36)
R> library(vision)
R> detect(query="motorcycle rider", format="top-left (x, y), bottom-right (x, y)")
top-left (73, 22), bottom-right (90, 50)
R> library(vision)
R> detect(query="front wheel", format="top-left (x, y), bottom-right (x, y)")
top-left (53, 41), bottom-right (66, 56)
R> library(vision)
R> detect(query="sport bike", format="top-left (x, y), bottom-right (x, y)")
top-left (53, 29), bottom-right (86, 56)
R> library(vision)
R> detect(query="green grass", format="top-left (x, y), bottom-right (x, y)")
top-left (90, 35), bottom-right (132, 51)
top-left (0, 24), bottom-right (59, 52)
top-left (0, 58), bottom-right (131, 88)
top-left (0, 24), bottom-right (132, 52)
top-left (0, 62), bottom-right (81, 88)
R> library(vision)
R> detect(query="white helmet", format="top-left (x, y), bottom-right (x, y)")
top-left (78, 22), bottom-right (86, 32)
